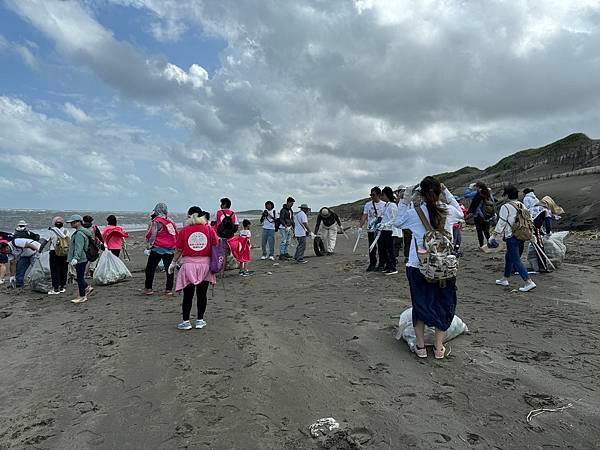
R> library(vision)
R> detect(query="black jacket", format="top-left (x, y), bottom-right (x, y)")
top-left (315, 211), bottom-right (341, 234)
top-left (279, 205), bottom-right (294, 228)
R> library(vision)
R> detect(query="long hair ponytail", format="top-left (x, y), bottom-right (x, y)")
top-left (419, 176), bottom-right (446, 230)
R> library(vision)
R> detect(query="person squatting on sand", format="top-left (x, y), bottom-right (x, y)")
top-left (169, 206), bottom-right (218, 330)
top-left (47, 216), bottom-right (69, 295)
top-left (278, 197), bottom-right (295, 260)
top-left (314, 207), bottom-right (342, 255)
top-left (490, 185), bottom-right (537, 292)
top-left (293, 203), bottom-right (312, 264)
top-left (103, 215), bottom-right (129, 258)
top-left (376, 186), bottom-right (399, 275)
top-left (360, 186), bottom-right (386, 272)
top-left (144, 203), bottom-right (178, 296)
top-left (260, 201), bottom-right (277, 260)
top-left (395, 177), bottom-right (464, 359)
top-left (66, 214), bottom-right (94, 303)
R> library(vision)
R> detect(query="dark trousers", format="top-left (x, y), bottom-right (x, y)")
top-left (504, 237), bottom-right (529, 281)
top-left (367, 232), bottom-right (386, 268)
top-left (110, 249), bottom-right (121, 257)
top-left (393, 236), bottom-right (402, 258)
top-left (294, 236), bottom-right (306, 261)
top-left (474, 217), bottom-right (490, 247)
top-left (15, 255), bottom-right (32, 287)
top-left (49, 250), bottom-right (68, 290)
top-left (182, 281), bottom-right (209, 321)
top-left (144, 251), bottom-right (174, 291)
top-left (452, 227), bottom-right (462, 248)
top-left (380, 230), bottom-right (396, 271)
top-left (75, 262), bottom-right (88, 297)
top-left (403, 229), bottom-right (413, 261)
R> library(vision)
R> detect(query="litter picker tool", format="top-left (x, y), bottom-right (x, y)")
top-left (353, 228), bottom-right (363, 253)
top-left (369, 230), bottom-right (382, 253)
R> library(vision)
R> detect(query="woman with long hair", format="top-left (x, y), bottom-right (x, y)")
top-left (395, 176), bottom-right (464, 359)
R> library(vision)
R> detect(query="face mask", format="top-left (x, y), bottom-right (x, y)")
top-left (55, 223), bottom-right (63, 228)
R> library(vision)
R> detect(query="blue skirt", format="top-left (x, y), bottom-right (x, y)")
top-left (406, 266), bottom-right (457, 331)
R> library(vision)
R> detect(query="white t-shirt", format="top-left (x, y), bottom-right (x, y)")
top-left (294, 211), bottom-right (308, 237)
top-left (381, 202), bottom-right (398, 231)
top-left (363, 200), bottom-right (386, 232)
top-left (395, 189), bottom-right (464, 268)
top-left (262, 209), bottom-right (277, 230)
top-left (48, 227), bottom-right (69, 251)
top-left (9, 238), bottom-right (41, 259)
top-left (240, 229), bottom-right (252, 239)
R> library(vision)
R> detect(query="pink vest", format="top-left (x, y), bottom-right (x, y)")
top-left (148, 217), bottom-right (177, 249)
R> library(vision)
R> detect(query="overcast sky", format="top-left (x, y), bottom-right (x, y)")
top-left (1, 0), bottom-right (600, 213)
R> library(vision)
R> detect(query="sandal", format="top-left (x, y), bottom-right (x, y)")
top-left (142, 289), bottom-right (154, 296)
top-left (415, 345), bottom-right (427, 358)
top-left (434, 345), bottom-right (446, 359)
top-left (164, 290), bottom-right (174, 297)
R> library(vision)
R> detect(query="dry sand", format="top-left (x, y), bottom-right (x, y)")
top-left (1, 225), bottom-right (600, 449)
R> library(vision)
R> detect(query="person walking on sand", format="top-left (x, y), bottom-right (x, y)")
top-left (169, 206), bottom-right (218, 330)
top-left (465, 181), bottom-right (495, 248)
top-left (377, 186), bottom-right (398, 275)
top-left (214, 197), bottom-right (239, 239)
top-left (489, 185), bottom-right (537, 292)
top-left (260, 201), bottom-right (277, 260)
top-left (293, 203), bottom-right (313, 264)
top-left (279, 197), bottom-right (295, 260)
top-left (47, 216), bottom-right (69, 295)
top-left (103, 215), bottom-right (129, 258)
top-left (314, 207), bottom-right (342, 255)
top-left (359, 186), bottom-right (386, 272)
top-left (66, 215), bottom-right (94, 303)
top-left (395, 178), bottom-right (464, 359)
top-left (144, 203), bottom-right (178, 296)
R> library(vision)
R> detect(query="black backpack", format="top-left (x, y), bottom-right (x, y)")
top-left (217, 212), bottom-right (238, 239)
top-left (14, 230), bottom-right (40, 242)
top-left (78, 231), bottom-right (100, 262)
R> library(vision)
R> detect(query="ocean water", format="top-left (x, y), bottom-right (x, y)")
top-left (0, 209), bottom-right (261, 239)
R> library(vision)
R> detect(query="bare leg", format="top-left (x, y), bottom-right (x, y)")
top-left (434, 329), bottom-right (445, 351)
top-left (414, 321), bottom-right (426, 348)
top-left (0, 263), bottom-right (6, 281)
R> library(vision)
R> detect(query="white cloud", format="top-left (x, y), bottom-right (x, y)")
top-left (5, 0), bottom-right (600, 210)
top-left (64, 102), bottom-right (92, 123)
top-left (11, 155), bottom-right (56, 177)
top-left (0, 33), bottom-right (38, 68)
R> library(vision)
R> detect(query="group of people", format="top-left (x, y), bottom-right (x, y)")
top-left (0, 177), bottom-right (564, 359)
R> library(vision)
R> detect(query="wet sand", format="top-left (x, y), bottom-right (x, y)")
top-left (1, 227), bottom-right (599, 449)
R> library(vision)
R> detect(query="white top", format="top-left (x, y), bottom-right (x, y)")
top-left (9, 238), bottom-right (41, 260)
top-left (522, 192), bottom-right (538, 209)
top-left (47, 227), bottom-right (69, 251)
top-left (294, 210), bottom-right (308, 237)
top-left (380, 202), bottom-right (398, 231)
top-left (363, 200), bottom-right (386, 232)
top-left (395, 188), bottom-right (463, 268)
top-left (494, 201), bottom-right (520, 239)
top-left (240, 229), bottom-right (252, 239)
top-left (261, 209), bottom-right (277, 230)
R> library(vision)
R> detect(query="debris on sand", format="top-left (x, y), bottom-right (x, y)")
top-left (309, 417), bottom-right (340, 438)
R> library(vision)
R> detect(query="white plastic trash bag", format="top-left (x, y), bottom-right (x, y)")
top-left (93, 251), bottom-right (132, 285)
top-left (527, 231), bottom-right (568, 271)
top-left (395, 307), bottom-right (468, 352)
top-left (25, 252), bottom-right (51, 293)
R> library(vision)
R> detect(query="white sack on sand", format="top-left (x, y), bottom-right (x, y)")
top-left (395, 307), bottom-right (468, 352)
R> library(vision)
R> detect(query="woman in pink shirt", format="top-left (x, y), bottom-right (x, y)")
top-left (102, 215), bottom-right (129, 258)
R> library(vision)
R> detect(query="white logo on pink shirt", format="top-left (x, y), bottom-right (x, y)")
top-left (188, 232), bottom-right (207, 251)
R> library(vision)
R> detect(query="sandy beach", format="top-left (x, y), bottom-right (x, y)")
top-left (1, 225), bottom-right (599, 449)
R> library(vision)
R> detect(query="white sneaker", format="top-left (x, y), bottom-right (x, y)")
top-left (195, 319), bottom-right (207, 329)
top-left (260, 256), bottom-right (267, 260)
top-left (59, 288), bottom-right (66, 293)
top-left (177, 321), bottom-right (192, 330)
top-left (268, 256), bottom-right (275, 261)
top-left (519, 280), bottom-right (537, 292)
top-left (0, 279), bottom-right (4, 285)
top-left (48, 290), bottom-right (60, 295)
top-left (495, 278), bottom-right (509, 286)
top-left (71, 296), bottom-right (88, 304)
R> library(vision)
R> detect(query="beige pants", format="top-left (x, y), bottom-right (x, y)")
top-left (321, 224), bottom-right (338, 253)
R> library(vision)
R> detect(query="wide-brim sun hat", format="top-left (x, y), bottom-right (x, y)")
top-left (300, 203), bottom-right (310, 210)
top-left (66, 214), bottom-right (84, 223)
top-left (320, 207), bottom-right (330, 217)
